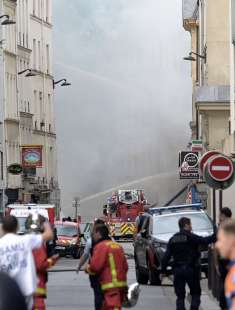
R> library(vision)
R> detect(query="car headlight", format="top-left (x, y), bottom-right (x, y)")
top-left (70, 239), bottom-right (78, 245)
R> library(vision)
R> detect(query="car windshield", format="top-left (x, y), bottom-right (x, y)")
top-left (153, 212), bottom-right (213, 235)
top-left (56, 225), bottom-right (77, 237)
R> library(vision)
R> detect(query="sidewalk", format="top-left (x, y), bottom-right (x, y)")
top-left (200, 280), bottom-right (220, 310)
top-left (200, 291), bottom-right (220, 310)
top-left (186, 280), bottom-right (220, 310)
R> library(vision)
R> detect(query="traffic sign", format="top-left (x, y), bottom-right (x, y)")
top-left (207, 155), bottom-right (234, 182)
top-left (204, 163), bottom-right (234, 190)
top-left (199, 151), bottom-right (220, 174)
top-left (179, 151), bottom-right (199, 179)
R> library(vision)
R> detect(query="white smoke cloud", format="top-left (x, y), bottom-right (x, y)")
top-left (53, 0), bottom-right (191, 213)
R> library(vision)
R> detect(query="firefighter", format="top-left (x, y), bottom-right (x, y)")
top-left (86, 224), bottom-right (128, 310)
top-left (161, 217), bottom-right (216, 310)
top-left (216, 219), bottom-right (235, 310)
top-left (27, 215), bottom-right (59, 310)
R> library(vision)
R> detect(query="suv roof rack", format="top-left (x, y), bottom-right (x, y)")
top-left (148, 203), bottom-right (203, 215)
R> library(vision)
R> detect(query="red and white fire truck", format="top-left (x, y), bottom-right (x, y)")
top-left (103, 189), bottom-right (147, 240)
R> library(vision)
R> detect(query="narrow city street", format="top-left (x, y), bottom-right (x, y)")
top-left (46, 243), bottom-right (219, 310)
top-left (46, 243), bottom-right (175, 310)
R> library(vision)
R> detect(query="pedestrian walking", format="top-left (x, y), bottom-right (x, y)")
top-left (0, 215), bottom-right (53, 310)
top-left (0, 271), bottom-right (27, 310)
top-left (86, 224), bottom-right (128, 310)
top-left (135, 205), bottom-right (150, 236)
top-left (76, 219), bottom-right (105, 310)
top-left (161, 217), bottom-right (216, 310)
top-left (216, 219), bottom-right (235, 310)
top-left (216, 207), bottom-right (232, 310)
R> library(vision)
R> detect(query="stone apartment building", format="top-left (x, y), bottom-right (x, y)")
top-left (0, 0), bottom-right (60, 215)
top-left (182, 0), bottom-right (235, 216)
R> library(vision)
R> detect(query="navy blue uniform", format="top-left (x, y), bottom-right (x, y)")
top-left (162, 230), bottom-right (216, 310)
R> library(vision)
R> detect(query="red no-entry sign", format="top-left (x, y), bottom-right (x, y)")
top-left (199, 151), bottom-right (219, 174)
top-left (207, 155), bottom-right (234, 182)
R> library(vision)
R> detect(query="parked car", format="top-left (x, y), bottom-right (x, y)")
top-left (55, 221), bottom-right (84, 259)
top-left (134, 204), bottom-right (214, 285)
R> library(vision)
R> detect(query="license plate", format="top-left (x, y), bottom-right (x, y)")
top-left (56, 246), bottom-right (66, 250)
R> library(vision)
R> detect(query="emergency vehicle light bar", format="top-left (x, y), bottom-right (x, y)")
top-left (148, 203), bottom-right (203, 215)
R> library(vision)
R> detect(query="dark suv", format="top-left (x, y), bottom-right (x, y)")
top-left (134, 204), bottom-right (214, 285)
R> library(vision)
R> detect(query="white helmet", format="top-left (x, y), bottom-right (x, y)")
top-left (123, 283), bottom-right (140, 308)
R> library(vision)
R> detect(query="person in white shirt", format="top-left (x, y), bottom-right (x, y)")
top-left (0, 215), bottom-right (53, 310)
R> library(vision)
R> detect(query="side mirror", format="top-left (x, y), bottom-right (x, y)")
top-left (79, 233), bottom-right (85, 238)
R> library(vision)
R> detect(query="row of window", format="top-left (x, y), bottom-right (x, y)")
top-left (33, 0), bottom-right (51, 23)
top-left (32, 39), bottom-right (50, 73)
top-left (17, 0), bottom-right (29, 49)
top-left (34, 121), bottom-right (52, 133)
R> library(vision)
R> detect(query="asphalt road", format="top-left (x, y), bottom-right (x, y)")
top-left (46, 242), bottom-right (176, 310)
top-left (46, 242), bottom-right (219, 310)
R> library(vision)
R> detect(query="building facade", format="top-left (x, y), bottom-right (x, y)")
top-left (182, 0), bottom-right (235, 216)
top-left (0, 0), bottom-right (60, 215)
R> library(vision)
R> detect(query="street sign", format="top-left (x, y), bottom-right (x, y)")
top-left (191, 140), bottom-right (203, 152)
top-left (207, 155), bottom-right (234, 182)
top-left (204, 164), bottom-right (235, 190)
top-left (179, 151), bottom-right (199, 179)
top-left (199, 150), bottom-right (220, 174)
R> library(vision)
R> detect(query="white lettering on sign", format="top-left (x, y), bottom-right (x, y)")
top-left (211, 166), bottom-right (230, 171)
top-left (10, 209), bottom-right (49, 218)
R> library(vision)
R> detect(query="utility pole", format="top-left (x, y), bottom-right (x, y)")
top-left (73, 196), bottom-right (80, 221)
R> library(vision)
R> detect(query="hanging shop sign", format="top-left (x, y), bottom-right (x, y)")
top-left (8, 163), bottom-right (23, 175)
top-left (22, 145), bottom-right (43, 168)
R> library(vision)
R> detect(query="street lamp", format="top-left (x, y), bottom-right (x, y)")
top-left (0, 15), bottom-right (15, 25)
top-left (73, 197), bottom-right (80, 221)
top-left (183, 51), bottom-right (206, 62)
top-left (53, 78), bottom-right (71, 89)
top-left (18, 69), bottom-right (38, 77)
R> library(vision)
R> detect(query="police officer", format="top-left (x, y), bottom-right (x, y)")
top-left (161, 217), bottom-right (216, 310)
